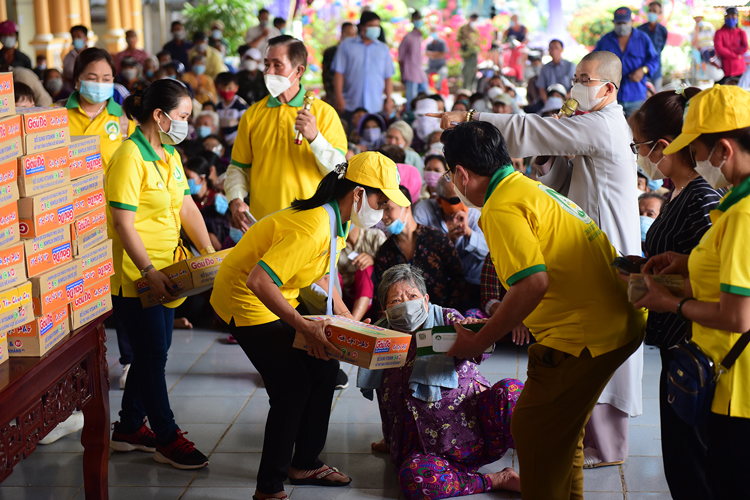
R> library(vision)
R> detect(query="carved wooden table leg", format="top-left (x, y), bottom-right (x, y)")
top-left (81, 322), bottom-right (110, 500)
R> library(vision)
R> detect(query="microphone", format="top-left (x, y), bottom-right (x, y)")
top-left (295, 90), bottom-right (316, 145)
top-left (560, 98), bottom-right (579, 117)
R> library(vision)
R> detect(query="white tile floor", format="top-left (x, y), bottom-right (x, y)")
top-left (0, 327), bottom-right (673, 500)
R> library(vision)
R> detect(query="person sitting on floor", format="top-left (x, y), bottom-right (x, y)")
top-left (358, 264), bottom-right (523, 499)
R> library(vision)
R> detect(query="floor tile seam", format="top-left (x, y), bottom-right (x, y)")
top-left (167, 335), bottom-right (221, 394)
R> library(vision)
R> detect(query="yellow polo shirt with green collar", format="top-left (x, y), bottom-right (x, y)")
top-left (230, 86), bottom-right (347, 221)
top-left (688, 176), bottom-right (750, 418)
top-left (210, 200), bottom-right (349, 327)
top-left (65, 91), bottom-right (137, 170)
top-left (481, 166), bottom-right (644, 357)
top-left (105, 127), bottom-right (190, 297)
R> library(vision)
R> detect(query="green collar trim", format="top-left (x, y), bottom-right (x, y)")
top-left (483, 165), bottom-right (516, 205)
top-left (65, 90), bottom-right (123, 117)
top-left (717, 175), bottom-right (750, 213)
top-left (129, 126), bottom-right (175, 161)
top-left (267, 84), bottom-right (306, 108)
top-left (329, 199), bottom-right (348, 238)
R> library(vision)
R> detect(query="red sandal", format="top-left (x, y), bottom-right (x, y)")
top-left (288, 465), bottom-right (352, 487)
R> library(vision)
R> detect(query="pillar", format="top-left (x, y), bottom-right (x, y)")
top-left (119, 0), bottom-right (132, 31)
top-left (30, 0), bottom-right (65, 68)
top-left (102, 0), bottom-right (126, 53)
top-left (49, 0), bottom-right (71, 39)
top-left (0, 0), bottom-right (7, 22)
top-left (68, 0), bottom-right (81, 32)
top-left (80, 0), bottom-right (91, 29)
top-left (130, 0), bottom-right (143, 48)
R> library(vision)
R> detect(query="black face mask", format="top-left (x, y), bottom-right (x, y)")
top-left (440, 196), bottom-right (462, 205)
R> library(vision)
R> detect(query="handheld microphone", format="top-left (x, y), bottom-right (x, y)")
top-left (295, 90), bottom-right (316, 145)
top-left (560, 98), bottom-right (579, 117)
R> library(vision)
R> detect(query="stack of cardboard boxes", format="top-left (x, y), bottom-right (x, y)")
top-left (0, 77), bottom-right (114, 362)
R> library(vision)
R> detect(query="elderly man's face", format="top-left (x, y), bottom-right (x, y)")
top-left (385, 281), bottom-right (427, 309)
top-left (385, 129), bottom-right (406, 147)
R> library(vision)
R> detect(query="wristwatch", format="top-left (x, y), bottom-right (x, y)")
top-left (642, 66), bottom-right (649, 75)
top-left (140, 264), bottom-right (155, 278)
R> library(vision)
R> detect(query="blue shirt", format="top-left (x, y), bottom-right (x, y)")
top-left (637, 22), bottom-right (668, 79)
top-left (536, 58), bottom-right (576, 92)
top-left (331, 36), bottom-right (395, 113)
top-left (594, 29), bottom-right (658, 103)
top-left (163, 40), bottom-right (194, 71)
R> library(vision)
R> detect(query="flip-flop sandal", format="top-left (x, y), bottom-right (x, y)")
top-left (252, 496), bottom-right (288, 500)
top-left (288, 465), bottom-right (352, 487)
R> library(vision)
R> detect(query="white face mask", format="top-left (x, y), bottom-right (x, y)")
top-left (636, 142), bottom-right (666, 181)
top-left (695, 144), bottom-right (731, 189)
top-left (158, 111), bottom-right (189, 146)
top-left (264, 68), bottom-right (297, 98)
top-left (243, 59), bottom-right (259, 71)
top-left (570, 82), bottom-right (606, 112)
top-left (350, 188), bottom-right (384, 229)
top-left (454, 168), bottom-right (480, 209)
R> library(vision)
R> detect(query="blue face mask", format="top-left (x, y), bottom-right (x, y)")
top-left (72, 39), bottom-right (86, 51)
top-left (365, 26), bottom-right (381, 41)
top-left (193, 65), bottom-right (206, 76)
top-left (647, 12), bottom-right (659, 23)
top-left (726, 17), bottom-right (738, 28)
top-left (384, 208), bottom-right (406, 236)
top-left (79, 80), bottom-right (114, 104)
top-left (188, 177), bottom-right (202, 195)
top-left (214, 193), bottom-right (228, 215)
top-left (145, 69), bottom-right (154, 78)
top-left (229, 226), bottom-right (243, 244)
top-left (640, 215), bottom-right (655, 242)
top-left (197, 125), bottom-right (212, 138)
top-left (413, 20), bottom-right (424, 28)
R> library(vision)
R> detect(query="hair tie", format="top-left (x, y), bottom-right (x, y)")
top-left (334, 162), bottom-right (348, 179)
top-left (674, 84), bottom-right (688, 97)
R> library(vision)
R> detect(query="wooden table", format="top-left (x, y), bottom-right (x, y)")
top-left (0, 312), bottom-right (112, 499)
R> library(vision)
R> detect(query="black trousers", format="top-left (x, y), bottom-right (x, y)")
top-left (230, 311), bottom-right (339, 494)
top-left (707, 410), bottom-right (750, 498)
top-left (659, 348), bottom-right (713, 500)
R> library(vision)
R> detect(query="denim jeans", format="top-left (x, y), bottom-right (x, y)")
top-left (113, 294), bottom-right (178, 442)
top-left (620, 100), bottom-right (645, 118)
top-left (405, 80), bottom-right (429, 111)
top-left (113, 312), bottom-right (134, 366)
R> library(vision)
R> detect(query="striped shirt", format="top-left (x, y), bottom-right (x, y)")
top-left (643, 176), bottom-right (722, 347)
top-left (216, 95), bottom-right (248, 145)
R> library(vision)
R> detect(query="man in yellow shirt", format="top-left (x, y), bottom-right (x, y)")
top-left (226, 35), bottom-right (347, 228)
top-left (441, 121), bottom-right (645, 500)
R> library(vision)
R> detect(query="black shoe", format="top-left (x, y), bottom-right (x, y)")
top-left (154, 430), bottom-right (209, 470)
top-left (335, 369), bottom-right (349, 390)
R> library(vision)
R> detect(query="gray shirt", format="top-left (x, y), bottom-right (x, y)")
top-left (426, 38), bottom-right (447, 73)
top-left (535, 59), bottom-right (576, 92)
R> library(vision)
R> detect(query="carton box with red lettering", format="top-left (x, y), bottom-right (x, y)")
top-left (71, 206), bottom-right (107, 255)
top-left (134, 249), bottom-right (232, 308)
top-left (19, 107), bottom-right (70, 154)
top-left (0, 159), bottom-right (18, 208)
top-left (23, 225), bottom-right (72, 278)
top-left (0, 200), bottom-right (19, 248)
top-left (70, 276), bottom-right (111, 329)
top-left (0, 335), bottom-right (7, 365)
top-left (0, 281), bottom-right (33, 333)
top-left (292, 316), bottom-right (412, 369)
top-left (7, 304), bottom-right (69, 357)
top-left (68, 136), bottom-right (102, 180)
top-left (0, 115), bottom-right (22, 165)
top-left (0, 242), bottom-right (25, 292)
top-left (18, 185), bottom-right (74, 238)
top-left (78, 239), bottom-right (113, 287)
top-left (17, 145), bottom-right (70, 197)
top-left (0, 73), bottom-right (15, 118)
top-left (72, 171), bottom-right (104, 216)
top-left (30, 258), bottom-right (80, 315)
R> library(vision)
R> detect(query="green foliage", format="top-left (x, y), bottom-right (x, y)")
top-left (182, 0), bottom-right (262, 55)
top-left (567, 6), bottom-right (614, 47)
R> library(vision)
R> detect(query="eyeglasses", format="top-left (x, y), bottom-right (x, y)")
top-left (441, 170), bottom-right (453, 182)
top-left (630, 140), bottom-right (655, 155)
top-left (571, 77), bottom-right (619, 90)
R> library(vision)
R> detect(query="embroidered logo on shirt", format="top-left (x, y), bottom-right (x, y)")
top-left (173, 166), bottom-right (183, 181)
top-left (104, 120), bottom-right (120, 137)
top-left (537, 184), bottom-right (593, 224)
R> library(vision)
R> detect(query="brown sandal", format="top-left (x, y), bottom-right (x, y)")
top-left (288, 465), bottom-right (351, 487)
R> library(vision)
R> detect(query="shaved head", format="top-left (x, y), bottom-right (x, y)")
top-left (435, 175), bottom-right (456, 199)
top-left (581, 51), bottom-right (622, 88)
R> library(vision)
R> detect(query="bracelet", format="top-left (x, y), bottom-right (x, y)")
top-left (467, 109), bottom-right (476, 122)
top-left (199, 245), bottom-right (216, 255)
top-left (139, 264), bottom-right (154, 278)
top-left (676, 297), bottom-right (696, 320)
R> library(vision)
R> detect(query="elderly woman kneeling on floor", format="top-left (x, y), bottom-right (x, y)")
top-left (358, 264), bottom-right (523, 499)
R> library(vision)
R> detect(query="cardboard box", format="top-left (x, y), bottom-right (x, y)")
top-left (0, 281), bottom-right (33, 333)
top-left (17, 146), bottom-right (70, 197)
top-left (7, 304), bottom-right (69, 357)
top-left (30, 258), bottom-right (81, 315)
top-left (0, 115), bottom-right (22, 165)
top-left (0, 242), bottom-right (25, 292)
top-left (415, 324), bottom-right (493, 357)
top-left (71, 206), bottom-right (107, 255)
top-left (292, 316), bottom-right (412, 369)
top-left (78, 239), bottom-right (113, 287)
top-left (0, 159), bottom-right (18, 208)
top-left (628, 274), bottom-right (685, 303)
top-left (71, 172), bottom-right (104, 216)
top-left (68, 136), bottom-right (102, 180)
top-left (70, 277), bottom-right (111, 329)
top-left (0, 73), bottom-right (15, 118)
top-left (0, 337), bottom-right (7, 364)
top-left (19, 107), bottom-right (70, 154)
top-left (18, 185), bottom-right (74, 238)
top-left (23, 225), bottom-right (72, 278)
top-left (134, 249), bottom-right (232, 308)
top-left (0, 200), bottom-right (19, 248)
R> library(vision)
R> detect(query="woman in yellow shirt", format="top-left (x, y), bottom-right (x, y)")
top-left (106, 79), bottom-right (213, 471)
top-left (64, 48), bottom-right (136, 169)
top-left (637, 85), bottom-right (750, 499)
top-left (210, 152), bottom-right (409, 500)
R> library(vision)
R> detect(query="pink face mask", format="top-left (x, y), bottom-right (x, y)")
top-left (423, 170), bottom-right (442, 188)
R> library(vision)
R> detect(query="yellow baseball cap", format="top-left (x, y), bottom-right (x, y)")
top-left (344, 152), bottom-right (411, 207)
top-left (664, 85), bottom-right (750, 155)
